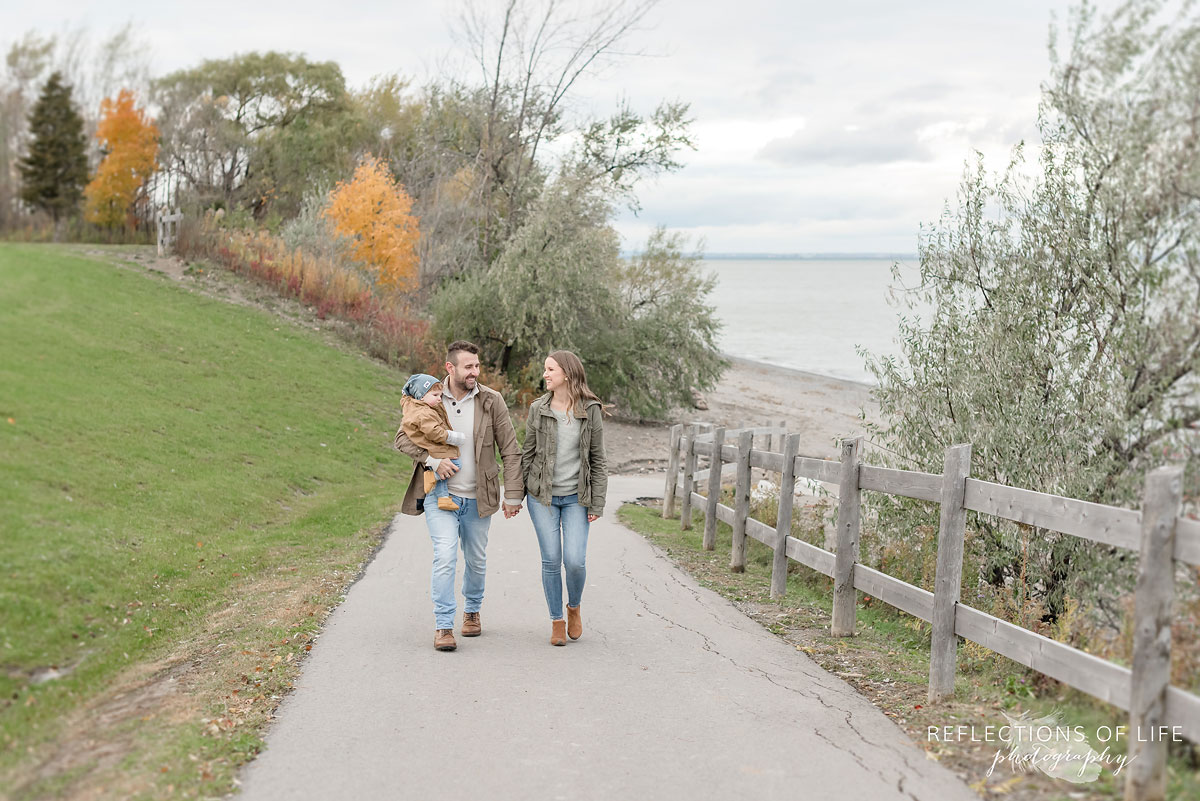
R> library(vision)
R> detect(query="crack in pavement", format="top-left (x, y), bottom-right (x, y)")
top-left (616, 547), bottom-right (937, 801)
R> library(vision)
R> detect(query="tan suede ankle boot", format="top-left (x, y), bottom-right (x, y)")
top-left (437, 496), bottom-right (460, 511)
top-left (550, 619), bottom-right (567, 646)
top-left (566, 605), bottom-right (582, 640)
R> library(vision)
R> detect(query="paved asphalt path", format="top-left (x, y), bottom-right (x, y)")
top-left (237, 476), bottom-right (978, 801)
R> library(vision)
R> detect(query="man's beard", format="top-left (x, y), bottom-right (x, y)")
top-left (451, 373), bottom-right (476, 393)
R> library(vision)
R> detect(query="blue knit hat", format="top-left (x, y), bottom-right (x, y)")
top-left (403, 373), bottom-right (441, 399)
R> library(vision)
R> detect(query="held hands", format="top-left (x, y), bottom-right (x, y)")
top-left (503, 502), bottom-right (523, 519)
top-left (587, 514), bottom-right (599, 523)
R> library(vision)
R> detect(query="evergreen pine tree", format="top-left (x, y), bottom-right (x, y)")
top-left (18, 72), bottom-right (88, 221)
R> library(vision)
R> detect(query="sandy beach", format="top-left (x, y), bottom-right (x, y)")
top-left (605, 356), bottom-right (880, 473)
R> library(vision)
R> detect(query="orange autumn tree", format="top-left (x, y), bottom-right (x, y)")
top-left (84, 89), bottom-right (160, 228)
top-left (323, 156), bottom-right (420, 293)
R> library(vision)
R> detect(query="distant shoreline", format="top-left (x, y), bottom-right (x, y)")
top-left (722, 353), bottom-right (875, 391)
top-left (702, 253), bottom-right (917, 261)
top-left (620, 251), bottom-right (918, 261)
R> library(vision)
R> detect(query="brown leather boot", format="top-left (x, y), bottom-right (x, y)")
top-left (461, 612), bottom-right (481, 637)
top-left (550, 619), bottom-right (567, 646)
top-left (566, 605), bottom-right (582, 640)
top-left (434, 629), bottom-right (456, 651)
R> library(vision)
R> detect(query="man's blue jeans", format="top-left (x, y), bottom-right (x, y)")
top-left (527, 493), bottom-right (590, 620)
top-left (424, 495), bottom-right (490, 630)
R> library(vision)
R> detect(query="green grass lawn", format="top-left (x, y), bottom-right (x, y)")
top-left (0, 244), bottom-right (411, 798)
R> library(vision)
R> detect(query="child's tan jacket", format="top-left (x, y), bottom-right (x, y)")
top-left (400, 395), bottom-right (460, 459)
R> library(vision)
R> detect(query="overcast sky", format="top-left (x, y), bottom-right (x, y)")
top-left (5, 0), bottom-right (1127, 254)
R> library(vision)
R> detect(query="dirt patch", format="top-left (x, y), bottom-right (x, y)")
top-left (27, 659), bottom-right (195, 797)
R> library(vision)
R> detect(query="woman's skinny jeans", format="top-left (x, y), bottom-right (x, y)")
top-left (527, 493), bottom-right (589, 620)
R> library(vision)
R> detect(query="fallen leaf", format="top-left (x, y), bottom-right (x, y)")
top-left (6, 418), bottom-right (13, 425)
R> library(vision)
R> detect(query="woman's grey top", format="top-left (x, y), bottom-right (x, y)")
top-left (551, 407), bottom-right (582, 496)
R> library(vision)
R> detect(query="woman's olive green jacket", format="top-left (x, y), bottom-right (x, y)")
top-left (520, 394), bottom-right (608, 515)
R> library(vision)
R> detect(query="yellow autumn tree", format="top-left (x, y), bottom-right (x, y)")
top-left (323, 156), bottom-right (420, 292)
top-left (84, 89), bottom-right (159, 228)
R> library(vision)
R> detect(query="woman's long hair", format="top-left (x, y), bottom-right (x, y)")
top-left (548, 350), bottom-right (610, 419)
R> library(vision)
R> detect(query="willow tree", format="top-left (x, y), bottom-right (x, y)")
top-left (864, 0), bottom-right (1200, 621)
top-left (427, 0), bottom-right (716, 416)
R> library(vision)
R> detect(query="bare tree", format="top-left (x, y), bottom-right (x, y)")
top-left (454, 0), bottom-right (658, 254)
top-left (0, 33), bottom-right (54, 226)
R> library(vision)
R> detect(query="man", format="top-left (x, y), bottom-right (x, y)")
top-left (394, 340), bottom-right (524, 652)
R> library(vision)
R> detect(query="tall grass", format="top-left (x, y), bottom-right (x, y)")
top-left (176, 215), bottom-right (442, 375)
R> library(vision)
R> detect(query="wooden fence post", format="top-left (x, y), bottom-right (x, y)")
top-left (831, 437), bottom-right (863, 636)
top-left (680, 425), bottom-right (699, 530)
top-left (663, 424), bottom-right (683, 519)
top-left (730, 429), bottom-right (753, 573)
top-left (1125, 465), bottom-right (1184, 801)
top-left (771, 434), bottom-right (801, 599)
top-left (928, 443), bottom-right (972, 702)
top-left (703, 427), bottom-right (726, 550)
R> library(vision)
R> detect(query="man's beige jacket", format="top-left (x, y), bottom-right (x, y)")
top-left (393, 382), bottom-right (523, 517)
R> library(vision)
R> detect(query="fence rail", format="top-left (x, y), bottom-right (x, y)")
top-left (662, 424), bottom-right (1197, 801)
top-left (157, 208), bottom-right (182, 256)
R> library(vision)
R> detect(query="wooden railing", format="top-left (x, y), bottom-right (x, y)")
top-left (662, 424), bottom-right (1198, 801)
top-left (157, 208), bottom-right (182, 256)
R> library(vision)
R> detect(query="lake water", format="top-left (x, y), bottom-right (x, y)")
top-left (702, 258), bottom-right (923, 384)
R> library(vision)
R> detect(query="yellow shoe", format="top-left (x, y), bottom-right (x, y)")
top-left (437, 496), bottom-right (460, 511)
top-left (423, 469), bottom-right (437, 494)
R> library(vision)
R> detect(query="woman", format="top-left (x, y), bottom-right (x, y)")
top-left (521, 350), bottom-right (608, 646)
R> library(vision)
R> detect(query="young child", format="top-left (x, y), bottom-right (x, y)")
top-left (400, 373), bottom-right (466, 512)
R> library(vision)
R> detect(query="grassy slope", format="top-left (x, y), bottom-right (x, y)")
top-left (0, 244), bottom-right (410, 798)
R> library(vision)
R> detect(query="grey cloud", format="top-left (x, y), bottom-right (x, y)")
top-left (851, 82), bottom-right (961, 116)
top-left (756, 118), bottom-right (935, 166)
top-left (751, 64), bottom-right (815, 109)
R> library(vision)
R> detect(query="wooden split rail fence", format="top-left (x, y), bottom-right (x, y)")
top-left (157, 208), bottom-right (182, 257)
top-left (662, 423), bottom-right (1199, 801)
